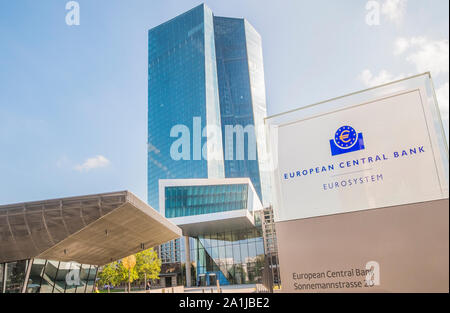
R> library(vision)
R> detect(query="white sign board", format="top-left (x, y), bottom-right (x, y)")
top-left (273, 88), bottom-right (448, 222)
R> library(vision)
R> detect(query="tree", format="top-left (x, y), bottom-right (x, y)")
top-left (97, 262), bottom-right (120, 292)
top-left (135, 248), bottom-right (161, 288)
top-left (121, 255), bottom-right (137, 293)
top-left (96, 249), bottom-right (162, 293)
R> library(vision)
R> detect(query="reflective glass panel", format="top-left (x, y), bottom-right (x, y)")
top-left (4, 260), bottom-right (27, 293)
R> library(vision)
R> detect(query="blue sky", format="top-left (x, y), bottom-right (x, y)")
top-left (0, 0), bottom-right (448, 204)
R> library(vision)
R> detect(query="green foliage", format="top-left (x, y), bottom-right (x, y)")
top-left (135, 248), bottom-right (161, 281)
top-left (97, 248), bottom-right (162, 289)
top-left (117, 261), bottom-right (139, 284)
top-left (98, 261), bottom-right (120, 287)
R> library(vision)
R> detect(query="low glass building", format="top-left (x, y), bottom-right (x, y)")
top-left (1, 259), bottom-right (97, 293)
top-left (0, 191), bottom-right (182, 293)
top-left (159, 178), bottom-right (265, 287)
top-left (189, 228), bottom-right (265, 286)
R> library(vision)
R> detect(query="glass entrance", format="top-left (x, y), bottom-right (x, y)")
top-left (208, 273), bottom-right (217, 286)
top-left (198, 274), bottom-right (206, 286)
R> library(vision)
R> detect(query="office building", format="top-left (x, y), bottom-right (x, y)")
top-left (148, 4), bottom-right (225, 213)
top-left (148, 3), bottom-right (271, 210)
top-left (147, 4), bottom-right (276, 287)
top-left (160, 178), bottom-right (265, 286)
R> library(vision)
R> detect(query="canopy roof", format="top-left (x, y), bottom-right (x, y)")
top-left (0, 191), bottom-right (182, 265)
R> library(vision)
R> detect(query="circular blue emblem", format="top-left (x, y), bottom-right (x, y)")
top-left (334, 126), bottom-right (358, 149)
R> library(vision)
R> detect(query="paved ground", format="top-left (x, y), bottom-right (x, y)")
top-left (113, 284), bottom-right (276, 293)
top-left (184, 284), bottom-right (257, 293)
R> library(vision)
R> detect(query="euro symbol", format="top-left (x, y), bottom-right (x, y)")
top-left (339, 130), bottom-right (351, 143)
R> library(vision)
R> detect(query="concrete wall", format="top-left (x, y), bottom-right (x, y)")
top-left (276, 199), bottom-right (449, 292)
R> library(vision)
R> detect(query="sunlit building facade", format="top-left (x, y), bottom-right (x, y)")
top-left (214, 16), bottom-right (271, 205)
top-left (147, 4), bottom-right (225, 213)
top-left (160, 178), bottom-right (265, 286)
top-left (147, 3), bottom-right (271, 211)
top-left (148, 4), bottom-right (274, 287)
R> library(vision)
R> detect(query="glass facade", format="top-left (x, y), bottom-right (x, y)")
top-left (159, 238), bottom-right (182, 264)
top-left (194, 229), bottom-right (264, 285)
top-left (243, 20), bottom-right (272, 207)
top-left (164, 184), bottom-right (249, 218)
top-left (1, 260), bottom-right (27, 293)
top-left (148, 4), bottom-right (271, 210)
top-left (149, 5), bottom-right (272, 287)
top-left (214, 17), bottom-right (263, 202)
top-left (0, 259), bottom-right (97, 293)
top-left (148, 4), bottom-right (224, 212)
top-left (28, 259), bottom-right (97, 293)
top-left (159, 180), bottom-right (265, 286)
top-left (178, 228), bottom-right (264, 286)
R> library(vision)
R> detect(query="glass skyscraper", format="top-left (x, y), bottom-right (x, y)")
top-left (148, 4), bottom-right (274, 287)
top-left (214, 16), bottom-right (271, 206)
top-left (148, 4), bottom-right (270, 210)
top-left (148, 4), bottom-right (224, 213)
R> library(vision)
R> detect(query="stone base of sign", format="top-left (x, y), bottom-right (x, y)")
top-left (276, 199), bottom-right (449, 292)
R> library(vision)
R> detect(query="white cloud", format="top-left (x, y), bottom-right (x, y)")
top-left (360, 36), bottom-right (449, 86)
top-left (359, 35), bottom-right (449, 143)
top-left (409, 37), bottom-right (427, 46)
top-left (393, 37), bottom-right (449, 126)
top-left (381, 0), bottom-right (407, 24)
top-left (74, 155), bottom-right (110, 172)
top-left (436, 82), bottom-right (449, 122)
top-left (358, 69), bottom-right (406, 87)
top-left (406, 38), bottom-right (449, 76)
top-left (394, 37), bottom-right (410, 55)
top-left (393, 37), bottom-right (449, 76)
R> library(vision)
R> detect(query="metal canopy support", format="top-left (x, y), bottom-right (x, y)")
top-left (184, 236), bottom-right (191, 287)
top-left (21, 258), bottom-right (33, 293)
top-left (2, 263), bottom-right (7, 293)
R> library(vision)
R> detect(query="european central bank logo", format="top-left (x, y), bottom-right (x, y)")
top-left (329, 125), bottom-right (365, 156)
